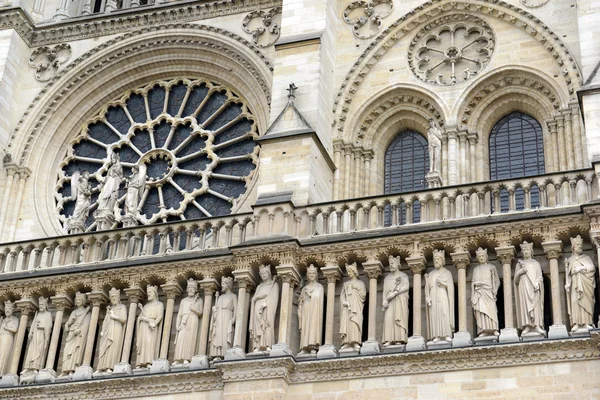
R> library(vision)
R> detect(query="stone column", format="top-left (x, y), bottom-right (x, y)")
top-left (451, 252), bottom-right (472, 347)
top-left (54, 0), bottom-right (71, 19)
top-left (333, 142), bottom-right (342, 199)
top-left (570, 102), bottom-right (584, 168)
top-left (0, 299), bottom-right (35, 386)
top-left (271, 265), bottom-right (301, 357)
top-left (73, 292), bottom-right (107, 380)
top-left (150, 283), bottom-right (182, 372)
top-left (343, 146), bottom-right (352, 199)
top-left (563, 110), bottom-right (575, 170)
top-left (406, 257), bottom-right (427, 351)
top-left (458, 132), bottom-right (467, 184)
top-left (468, 134), bottom-right (477, 183)
top-left (364, 151), bottom-right (373, 196)
top-left (317, 264), bottom-right (342, 359)
top-left (190, 278), bottom-right (219, 369)
top-left (361, 259), bottom-right (383, 355)
top-left (36, 295), bottom-right (73, 383)
top-left (447, 129), bottom-right (458, 185)
top-left (113, 286), bottom-right (145, 376)
top-left (495, 246), bottom-right (519, 342)
top-left (225, 269), bottom-right (257, 360)
top-left (556, 116), bottom-right (567, 171)
top-left (0, 166), bottom-right (17, 238)
top-left (546, 121), bottom-right (558, 172)
top-left (441, 134), bottom-right (448, 183)
top-left (542, 241), bottom-right (569, 338)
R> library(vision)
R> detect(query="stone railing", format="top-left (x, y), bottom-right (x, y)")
top-left (53, 0), bottom-right (179, 20)
top-left (0, 168), bottom-right (596, 274)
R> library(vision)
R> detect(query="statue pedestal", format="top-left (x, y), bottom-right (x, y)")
top-left (189, 355), bottom-right (210, 370)
top-left (571, 327), bottom-right (591, 337)
top-left (149, 358), bottom-right (170, 374)
top-left (132, 367), bottom-right (150, 375)
top-left (296, 350), bottom-right (318, 360)
top-left (382, 344), bottom-right (405, 354)
top-left (112, 362), bottom-right (133, 376)
top-left (246, 349), bottom-right (270, 358)
top-left (499, 327), bottom-right (520, 343)
top-left (35, 368), bottom-right (57, 383)
top-left (92, 369), bottom-right (114, 378)
top-left (270, 343), bottom-right (294, 357)
top-left (224, 346), bottom-right (247, 360)
top-left (360, 340), bottom-right (381, 355)
top-left (521, 331), bottom-right (545, 342)
top-left (452, 331), bottom-right (473, 348)
top-left (405, 335), bottom-right (427, 351)
top-left (0, 374), bottom-right (19, 387)
top-left (426, 339), bottom-right (452, 350)
top-left (19, 371), bottom-right (38, 385)
top-left (120, 214), bottom-right (139, 228)
top-left (338, 346), bottom-right (360, 357)
top-left (474, 335), bottom-right (499, 345)
top-left (72, 365), bottom-right (93, 381)
top-left (425, 171), bottom-right (443, 188)
top-left (94, 212), bottom-right (116, 231)
top-left (548, 324), bottom-right (569, 339)
top-left (316, 344), bottom-right (338, 359)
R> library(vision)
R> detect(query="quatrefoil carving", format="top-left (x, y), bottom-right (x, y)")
top-left (28, 44), bottom-right (72, 82)
top-left (343, 0), bottom-right (393, 39)
top-left (242, 7), bottom-right (282, 48)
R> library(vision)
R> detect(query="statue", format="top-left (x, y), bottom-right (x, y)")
top-left (0, 301), bottom-right (19, 375)
top-left (339, 262), bottom-right (366, 352)
top-left (565, 235), bottom-right (596, 332)
top-left (425, 250), bottom-right (454, 343)
top-left (123, 164), bottom-right (146, 217)
top-left (427, 118), bottom-right (443, 174)
top-left (209, 276), bottom-right (237, 359)
top-left (297, 265), bottom-right (324, 356)
top-left (172, 279), bottom-right (203, 366)
top-left (59, 292), bottom-right (91, 377)
top-left (95, 288), bottom-right (127, 374)
top-left (96, 151), bottom-right (123, 217)
top-left (21, 297), bottom-right (52, 375)
top-left (515, 241), bottom-right (546, 337)
top-left (471, 248), bottom-right (500, 337)
top-left (135, 285), bottom-right (164, 368)
top-left (66, 171), bottom-right (92, 234)
top-left (249, 265), bottom-right (279, 352)
top-left (382, 256), bottom-right (409, 346)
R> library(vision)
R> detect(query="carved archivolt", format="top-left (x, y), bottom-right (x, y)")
top-left (520, 0), bottom-right (549, 7)
top-left (28, 44), bottom-right (72, 82)
top-left (242, 7), bottom-right (282, 48)
top-left (343, 0), bottom-right (393, 39)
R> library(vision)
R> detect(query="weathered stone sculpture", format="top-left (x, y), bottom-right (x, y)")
top-left (339, 262), bottom-right (366, 352)
top-left (172, 279), bottom-right (203, 366)
top-left (209, 276), bottom-right (237, 359)
top-left (135, 285), bottom-right (164, 368)
top-left (59, 292), bottom-right (91, 377)
top-left (249, 265), bottom-right (279, 353)
top-left (425, 250), bottom-right (454, 344)
top-left (0, 301), bottom-right (19, 375)
top-left (95, 288), bottom-right (127, 375)
top-left (66, 171), bottom-right (92, 234)
top-left (122, 165), bottom-right (146, 228)
top-left (21, 297), bottom-right (52, 377)
top-left (95, 151), bottom-right (123, 230)
top-left (515, 241), bottom-right (546, 337)
top-left (565, 235), bottom-right (596, 333)
top-left (471, 248), bottom-right (500, 338)
top-left (427, 118), bottom-right (443, 174)
top-left (382, 256), bottom-right (409, 346)
top-left (297, 265), bottom-right (324, 356)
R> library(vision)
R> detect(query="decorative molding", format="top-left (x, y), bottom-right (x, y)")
top-left (28, 44), bottom-right (72, 82)
top-left (343, 0), bottom-right (393, 39)
top-left (520, 0), bottom-right (550, 8)
top-left (242, 7), bottom-right (282, 48)
top-left (217, 357), bottom-right (295, 382)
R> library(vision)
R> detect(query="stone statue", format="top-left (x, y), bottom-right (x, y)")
top-left (172, 279), bottom-right (203, 366)
top-left (0, 301), bottom-right (19, 375)
top-left (297, 265), bottom-right (324, 356)
top-left (382, 255), bottom-right (409, 346)
top-left (425, 250), bottom-right (454, 343)
top-left (339, 262), bottom-right (366, 352)
top-left (96, 151), bottom-right (123, 217)
top-left (515, 241), bottom-right (546, 337)
top-left (135, 285), bottom-right (164, 368)
top-left (427, 118), bottom-right (443, 174)
top-left (22, 297), bottom-right (52, 375)
top-left (565, 235), bottom-right (596, 333)
top-left (249, 265), bottom-right (279, 352)
top-left (66, 171), bottom-right (92, 234)
top-left (124, 164), bottom-right (146, 217)
top-left (95, 288), bottom-right (127, 374)
top-left (209, 276), bottom-right (237, 359)
top-left (60, 292), bottom-right (91, 377)
top-left (471, 248), bottom-right (500, 337)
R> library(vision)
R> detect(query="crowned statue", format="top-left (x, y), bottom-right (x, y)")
top-left (382, 256), bottom-right (409, 346)
top-left (249, 265), bottom-right (279, 353)
top-left (471, 248), bottom-right (500, 338)
top-left (297, 265), bottom-right (324, 356)
top-left (565, 235), bottom-right (597, 333)
top-left (515, 241), bottom-right (546, 338)
top-left (425, 250), bottom-right (454, 344)
top-left (339, 262), bottom-right (366, 352)
top-left (209, 277), bottom-right (237, 359)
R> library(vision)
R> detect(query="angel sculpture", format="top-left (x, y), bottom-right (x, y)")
top-left (124, 164), bottom-right (146, 217)
top-left (66, 171), bottom-right (92, 234)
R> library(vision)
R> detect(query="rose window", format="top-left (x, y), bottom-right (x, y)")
top-left (55, 78), bottom-right (259, 232)
top-left (408, 15), bottom-right (495, 86)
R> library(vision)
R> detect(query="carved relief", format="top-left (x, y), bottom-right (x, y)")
top-left (28, 44), bottom-right (71, 82)
top-left (242, 7), bottom-right (282, 48)
top-left (343, 0), bottom-right (393, 39)
top-left (520, 0), bottom-right (550, 7)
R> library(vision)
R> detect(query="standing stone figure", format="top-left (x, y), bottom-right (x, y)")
top-left (135, 285), bottom-right (164, 368)
top-left (124, 165), bottom-right (146, 216)
top-left (471, 248), bottom-right (500, 337)
top-left (60, 292), bottom-right (91, 377)
top-left (514, 241), bottom-right (546, 337)
top-left (565, 235), bottom-right (596, 332)
top-left (96, 151), bottom-right (123, 217)
top-left (425, 250), bottom-right (454, 343)
top-left (209, 276), bottom-right (237, 359)
top-left (382, 255), bottom-right (410, 346)
top-left (427, 118), bottom-right (443, 174)
top-left (95, 288), bottom-right (127, 374)
top-left (172, 279), bottom-right (203, 366)
top-left (66, 171), bottom-right (92, 234)
top-left (249, 265), bottom-right (279, 352)
top-left (0, 301), bottom-right (19, 375)
top-left (339, 262), bottom-right (366, 351)
top-left (297, 265), bottom-right (324, 356)
top-left (21, 297), bottom-right (52, 376)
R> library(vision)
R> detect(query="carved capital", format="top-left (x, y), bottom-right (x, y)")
top-left (450, 251), bottom-right (471, 270)
top-left (542, 241), bottom-right (563, 260)
top-left (199, 278), bottom-right (219, 297)
top-left (50, 294), bottom-right (73, 311)
top-left (160, 283), bottom-right (183, 300)
top-left (87, 291), bottom-right (108, 307)
top-left (406, 256), bottom-right (427, 275)
top-left (362, 261), bottom-right (383, 280)
top-left (321, 265), bottom-right (342, 284)
top-left (124, 286), bottom-right (146, 303)
top-left (15, 298), bottom-right (37, 316)
top-left (232, 268), bottom-right (257, 291)
top-left (495, 246), bottom-right (516, 265)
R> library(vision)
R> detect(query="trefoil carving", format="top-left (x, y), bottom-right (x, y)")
top-left (242, 7), bottom-right (282, 48)
top-left (28, 44), bottom-right (72, 82)
top-left (343, 0), bottom-right (393, 39)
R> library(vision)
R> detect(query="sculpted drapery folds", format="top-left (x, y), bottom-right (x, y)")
top-left (0, 301), bottom-right (19, 375)
top-left (249, 265), bottom-right (279, 352)
top-left (95, 152), bottom-right (123, 217)
top-left (471, 248), bottom-right (500, 337)
top-left (60, 292), bottom-right (91, 376)
top-left (565, 235), bottom-right (597, 332)
top-left (425, 250), bottom-right (455, 343)
top-left (339, 262), bottom-right (366, 351)
top-left (67, 171), bottom-right (92, 234)
top-left (22, 297), bottom-right (52, 374)
top-left (382, 256), bottom-right (409, 346)
top-left (209, 276), bottom-right (237, 358)
top-left (96, 288), bottom-right (127, 373)
top-left (124, 165), bottom-right (146, 217)
top-left (427, 118), bottom-right (443, 174)
top-left (297, 265), bottom-right (324, 355)
top-left (515, 241), bottom-right (546, 337)
top-left (172, 279), bottom-right (203, 366)
top-left (136, 285), bottom-right (164, 368)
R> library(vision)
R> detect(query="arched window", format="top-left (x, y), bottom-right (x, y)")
top-left (489, 112), bottom-right (545, 209)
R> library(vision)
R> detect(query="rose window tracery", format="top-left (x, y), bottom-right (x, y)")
top-left (408, 15), bottom-right (495, 86)
top-left (55, 78), bottom-right (260, 232)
